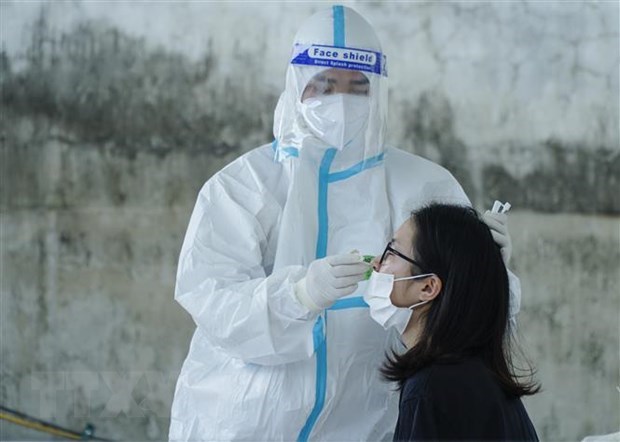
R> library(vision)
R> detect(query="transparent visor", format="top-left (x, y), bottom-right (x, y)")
top-left (301, 68), bottom-right (370, 99)
top-left (273, 43), bottom-right (388, 163)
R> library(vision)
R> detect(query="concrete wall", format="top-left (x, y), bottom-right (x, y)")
top-left (1, 1), bottom-right (618, 440)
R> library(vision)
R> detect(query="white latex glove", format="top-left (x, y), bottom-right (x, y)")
top-left (295, 253), bottom-right (370, 312)
top-left (482, 211), bottom-right (512, 265)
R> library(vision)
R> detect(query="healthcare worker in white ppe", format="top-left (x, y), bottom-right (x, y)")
top-left (169, 5), bottom-right (519, 441)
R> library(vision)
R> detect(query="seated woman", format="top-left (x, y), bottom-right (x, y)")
top-left (367, 203), bottom-right (540, 441)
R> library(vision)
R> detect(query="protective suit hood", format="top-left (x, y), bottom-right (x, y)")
top-left (273, 5), bottom-right (388, 163)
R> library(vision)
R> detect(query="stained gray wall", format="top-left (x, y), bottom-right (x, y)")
top-left (1, 1), bottom-right (618, 440)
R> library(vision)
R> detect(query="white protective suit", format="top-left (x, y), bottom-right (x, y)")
top-left (169, 5), bottom-right (521, 441)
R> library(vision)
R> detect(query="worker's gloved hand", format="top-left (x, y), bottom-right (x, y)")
top-left (295, 253), bottom-right (370, 312)
top-left (482, 211), bottom-right (513, 265)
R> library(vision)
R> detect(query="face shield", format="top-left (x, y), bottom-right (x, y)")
top-left (273, 5), bottom-right (388, 163)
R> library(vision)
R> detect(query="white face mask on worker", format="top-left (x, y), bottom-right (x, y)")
top-left (300, 94), bottom-right (369, 149)
top-left (363, 271), bottom-right (434, 334)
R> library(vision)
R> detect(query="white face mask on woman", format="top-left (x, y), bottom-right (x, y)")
top-left (364, 271), bottom-right (435, 334)
top-left (300, 94), bottom-right (369, 149)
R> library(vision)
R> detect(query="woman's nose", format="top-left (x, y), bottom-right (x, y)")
top-left (371, 256), bottom-right (381, 272)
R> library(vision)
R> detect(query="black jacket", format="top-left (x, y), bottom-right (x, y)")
top-left (394, 357), bottom-right (538, 441)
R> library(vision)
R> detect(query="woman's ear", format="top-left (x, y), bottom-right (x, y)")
top-left (419, 275), bottom-right (442, 301)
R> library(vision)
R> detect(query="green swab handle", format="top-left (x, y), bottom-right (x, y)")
top-left (363, 255), bottom-right (374, 280)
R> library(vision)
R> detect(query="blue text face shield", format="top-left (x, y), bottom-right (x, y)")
top-left (273, 5), bottom-right (388, 163)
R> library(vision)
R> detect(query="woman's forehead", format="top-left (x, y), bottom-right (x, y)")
top-left (393, 219), bottom-right (415, 246)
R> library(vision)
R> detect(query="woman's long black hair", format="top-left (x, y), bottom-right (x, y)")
top-left (381, 203), bottom-right (540, 397)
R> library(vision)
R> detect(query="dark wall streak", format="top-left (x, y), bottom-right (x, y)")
top-left (1, 13), bottom-right (276, 158)
top-left (405, 92), bottom-right (619, 214)
top-left (483, 141), bottom-right (619, 214)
